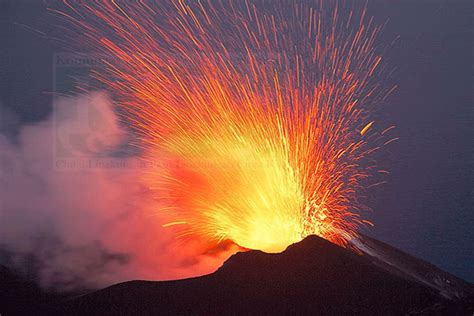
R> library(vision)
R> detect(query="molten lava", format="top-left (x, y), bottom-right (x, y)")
top-left (55, 0), bottom-right (393, 253)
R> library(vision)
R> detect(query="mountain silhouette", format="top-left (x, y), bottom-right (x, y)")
top-left (46, 235), bottom-right (473, 315)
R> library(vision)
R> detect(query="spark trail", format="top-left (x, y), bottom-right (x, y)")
top-left (54, 0), bottom-right (392, 253)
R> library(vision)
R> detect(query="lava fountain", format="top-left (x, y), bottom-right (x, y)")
top-left (53, 0), bottom-right (394, 253)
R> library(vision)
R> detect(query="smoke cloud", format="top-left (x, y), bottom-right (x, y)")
top-left (0, 92), bottom-right (235, 291)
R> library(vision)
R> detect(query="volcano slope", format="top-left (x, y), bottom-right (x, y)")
top-left (52, 235), bottom-right (473, 315)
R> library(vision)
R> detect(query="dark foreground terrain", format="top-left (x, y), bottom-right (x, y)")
top-left (1, 235), bottom-right (473, 315)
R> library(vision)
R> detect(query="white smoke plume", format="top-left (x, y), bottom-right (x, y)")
top-left (0, 92), bottom-right (234, 291)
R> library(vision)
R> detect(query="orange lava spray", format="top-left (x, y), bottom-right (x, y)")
top-left (54, 0), bottom-right (393, 253)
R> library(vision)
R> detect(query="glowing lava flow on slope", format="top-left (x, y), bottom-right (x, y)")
top-left (55, 0), bottom-right (394, 253)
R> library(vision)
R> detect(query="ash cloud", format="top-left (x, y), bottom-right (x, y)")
top-left (0, 92), bottom-right (233, 291)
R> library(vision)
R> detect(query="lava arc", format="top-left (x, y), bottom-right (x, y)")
top-left (54, 0), bottom-right (393, 253)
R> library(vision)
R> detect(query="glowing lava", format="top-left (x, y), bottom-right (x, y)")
top-left (55, 1), bottom-right (393, 253)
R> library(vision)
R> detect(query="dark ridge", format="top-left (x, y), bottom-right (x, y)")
top-left (45, 235), bottom-right (472, 315)
top-left (0, 265), bottom-right (66, 315)
top-left (352, 234), bottom-right (474, 300)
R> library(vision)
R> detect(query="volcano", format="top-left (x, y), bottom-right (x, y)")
top-left (2, 235), bottom-right (472, 315)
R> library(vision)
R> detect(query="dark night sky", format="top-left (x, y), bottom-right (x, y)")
top-left (0, 0), bottom-right (472, 282)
